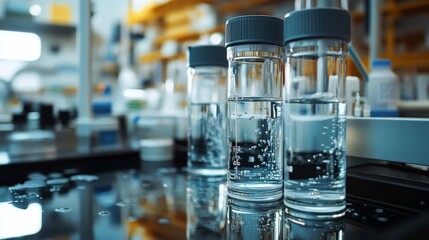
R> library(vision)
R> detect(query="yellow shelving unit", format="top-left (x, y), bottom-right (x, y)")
top-left (129, 0), bottom-right (284, 64)
top-left (128, 0), bottom-right (216, 25)
top-left (351, 0), bottom-right (429, 71)
top-left (139, 51), bottom-right (186, 64)
top-left (154, 25), bottom-right (224, 46)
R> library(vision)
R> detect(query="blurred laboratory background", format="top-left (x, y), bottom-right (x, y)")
top-left (0, 0), bottom-right (428, 240)
top-left (1, 0), bottom-right (429, 149)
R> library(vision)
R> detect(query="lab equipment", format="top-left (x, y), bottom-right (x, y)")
top-left (367, 59), bottom-right (399, 117)
top-left (186, 45), bottom-right (228, 175)
top-left (284, 210), bottom-right (345, 239)
top-left (226, 198), bottom-right (283, 240)
top-left (187, 174), bottom-right (227, 239)
top-left (225, 15), bottom-right (284, 201)
top-left (283, 7), bottom-right (351, 217)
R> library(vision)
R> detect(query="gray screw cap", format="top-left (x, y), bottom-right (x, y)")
top-left (187, 45), bottom-right (228, 68)
top-left (225, 15), bottom-right (284, 47)
top-left (284, 8), bottom-right (351, 44)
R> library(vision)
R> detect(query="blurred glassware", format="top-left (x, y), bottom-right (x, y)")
top-left (186, 45), bottom-right (228, 176)
top-left (187, 174), bottom-right (227, 240)
top-left (283, 210), bottom-right (346, 240)
top-left (226, 198), bottom-right (283, 240)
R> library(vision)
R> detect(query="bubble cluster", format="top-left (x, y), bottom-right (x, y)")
top-left (228, 99), bottom-right (283, 199)
top-left (284, 100), bottom-right (346, 209)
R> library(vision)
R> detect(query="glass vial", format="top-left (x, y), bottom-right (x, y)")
top-left (225, 16), bottom-right (284, 201)
top-left (187, 45), bottom-right (228, 175)
top-left (284, 211), bottom-right (346, 240)
top-left (187, 175), bottom-right (227, 240)
top-left (226, 198), bottom-right (283, 240)
top-left (283, 8), bottom-right (351, 217)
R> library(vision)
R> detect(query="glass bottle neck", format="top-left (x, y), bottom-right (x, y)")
top-left (227, 44), bottom-right (283, 60)
top-left (285, 39), bottom-right (348, 57)
top-left (189, 66), bottom-right (228, 76)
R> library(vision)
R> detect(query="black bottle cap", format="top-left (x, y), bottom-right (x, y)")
top-left (225, 15), bottom-right (284, 47)
top-left (284, 8), bottom-right (351, 44)
top-left (38, 103), bottom-right (56, 129)
top-left (187, 45), bottom-right (228, 68)
top-left (58, 110), bottom-right (71, 127)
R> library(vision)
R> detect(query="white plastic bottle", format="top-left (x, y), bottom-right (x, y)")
top-left (367, 59), bottom-right (399, 117)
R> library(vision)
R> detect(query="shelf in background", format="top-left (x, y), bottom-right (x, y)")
top-left (218, 0), bottom-right (281, 15)
top-left (128, 0), bottom-right (284, 25)
top-left (352, 0), bottom-right (429, 22)
top-left (0, 15), bottom-right (75, 35)
top-left (139, 24), bottom-right (223, 63)
top-left (382, 51), bottom-right (429, 69)
top-left (139, 51), bottom-right (186, 63)
top-left (128, 0), bottom-right (216, 25)
top-left (385, 0), bottom-right (429, 17)
top-left (155, 25), bottom-right (224, 45)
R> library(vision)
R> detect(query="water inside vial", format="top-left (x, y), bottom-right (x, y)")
top-left (228, 97), bottom-right (282, 201)
top-left (188, 103), bottom-right (227, 175)
top-left (284, 99), bottom-right (346, 213)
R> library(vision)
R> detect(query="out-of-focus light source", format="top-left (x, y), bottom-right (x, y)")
top-left (29, 4), bottom-right (42, 16)
top-left (123, 89), bottom-right (146, 99)
top-left (209, 32), bottom-right (224, 45)
top-left (0, 152), bottom-right (10, 164)
top-left (0, 30), bottom-right (41, 61)
top-left (0, 202), bottom-right (42, 239)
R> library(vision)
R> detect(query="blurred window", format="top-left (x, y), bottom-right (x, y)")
top-left (0, 30), bottom-right (41, 61)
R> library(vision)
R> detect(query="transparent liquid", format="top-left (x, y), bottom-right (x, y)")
top-left (284, 211), bottom-right (345, 239)
top-left (284, 99), bottom-right (346, 214)
top-left (187, 175), bottom-right (227, 239)
top-left (188, 103), bottom-right (227, 175)
top-left (228, 98), bottom-right (282, 201)
top-left (227, 198), bottom-right (283, 240)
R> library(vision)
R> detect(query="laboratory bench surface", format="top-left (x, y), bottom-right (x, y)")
top-left (0, 140), bottom-right (140, 185)
top-left (0, 135), bottom-right (428, 239)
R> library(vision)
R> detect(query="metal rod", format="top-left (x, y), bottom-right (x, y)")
top-left (369, 0), bottom-right (381, 67)
top-left (77, 0), bottom-right (92, 120)
top-left (349, 43), bottom-right (369, 82)
top-left (317, 40), bottom-right (328, 93)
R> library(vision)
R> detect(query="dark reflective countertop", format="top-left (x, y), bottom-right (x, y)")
top-left (0, 128), bottom-right (428, 239)
top-left (0, 161), bottom-right (428, 240)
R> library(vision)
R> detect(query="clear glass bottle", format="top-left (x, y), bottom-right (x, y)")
top-left (187, 45), bottom-right (228, 175)
top-left (283, 8), bottom-right (351, 217)
top-left (225, 15), bottom-right (284, 201)
top-left (284, 211), bottom-right (346, 239)
top-left (226, 198), bottom-right (283, 240)
top-left (187, 174), bottom-right (227, 239)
